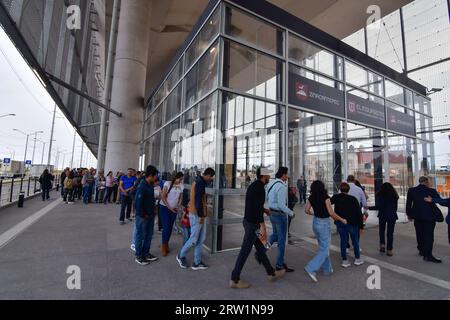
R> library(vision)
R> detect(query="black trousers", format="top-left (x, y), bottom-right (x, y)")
top-left (231, 219), bottom-right (275, 282)
top-left (414, 220), bottom-right (436, 258)
top-left (76, 186), bottom-right (83, 200)
top-left (63, 188), bottom-right (74, 202)
top-left (379, 218), bottom-right (396, 251)
top-left (120, 195), bottom-right (133, 222)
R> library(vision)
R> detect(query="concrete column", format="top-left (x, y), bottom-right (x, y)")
top-left (104, 0), bottom-right (151, 173)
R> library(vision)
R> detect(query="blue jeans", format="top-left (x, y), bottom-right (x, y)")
top-left (305, 217), bottom-right (333, 275)
top-left (82, 184), bottom-right (92, 204)
top-left (269, 212), bottom-right (288, 268)
top-left (161, 205), bottom-right (177, 244)
top-left (336, 222), bottom-right (360, 260)
top-left (135, 214), bottom-right (155, 258)
top-left (132, 224), bottom-right (138, 246)
top-left (179, 214), bottom-right (206, 265)
top-left (182, 227), bottom-right (191, 245)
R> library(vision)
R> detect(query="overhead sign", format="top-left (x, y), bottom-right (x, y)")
top-left (347, 93), bottom-right (386, 129)
top-left (289, 73), bottom-right (345, 118)
top-left (387, 108), bottom-right (416, 136)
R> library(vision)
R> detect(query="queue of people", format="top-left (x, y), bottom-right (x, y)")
top-left (51, 163), bottom-right (448, 289)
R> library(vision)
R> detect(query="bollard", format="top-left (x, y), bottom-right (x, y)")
top-left (18, 192), bottom-right (25, 208)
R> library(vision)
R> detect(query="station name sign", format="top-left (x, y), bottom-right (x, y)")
top-left (289, 72), bottom-right (416, 136)
top-left (288, 73), bottom-right (345, 118)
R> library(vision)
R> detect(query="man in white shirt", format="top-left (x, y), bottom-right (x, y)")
top-left (346, 175), bottom-right (368, 252)
top-left (347, 175), bottom-right (367, 210)
top-left (265, 167), bottom-right (295, 273)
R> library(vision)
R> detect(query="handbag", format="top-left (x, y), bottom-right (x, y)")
top-left (181, 207), bottom-right (190, 228)
top-left (432, 204), bottom-right (444, 223)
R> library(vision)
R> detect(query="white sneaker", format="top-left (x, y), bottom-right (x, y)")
top-left (354, 258), bottom-right (365, 266)
top-left (341, 260), bottom-right (351, 268)
top-left (130, 244), bottom-right (136, 252)
top-left (304, 268), bottom-right (318, 283)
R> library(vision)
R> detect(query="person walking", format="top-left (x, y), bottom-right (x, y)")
top-left (119, 169), bottom-right (137, 225)
top-left (297, 176), bottom-right (307, 204)
top-left (160, 172), bottom-right (184, 257)
top-left (176, 168), bottom-right (215, 270)
top-left (39, 169), bottom-right (54, 201)
top-left (369, 182), bottom-right (399, 256)
top-left (331, 182), bottom-right (364, 267)
top-left (230, 167), bottom-right (285, 289)
top-left (266, 167), bottom-right (295, 273)
top-left (134, 165), bottom-right (160, 265)
top-left (104, 171), bottom-right (114, 204)
top-left (424, 196), bottom-right (450, 244)
top-left (63, 171), bottom-right (75, 204)
top-left (304, 180), bottom-right (347, 282)
top-left (406, 176), bottom-right (442, 263)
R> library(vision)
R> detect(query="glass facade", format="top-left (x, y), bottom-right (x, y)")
top-left (143, 1), bottom-right (434, 252)
top-left (343, 0), bottom-right (449, 177)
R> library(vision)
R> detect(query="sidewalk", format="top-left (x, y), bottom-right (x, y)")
top-left (0, 198), bottom-right (449, 300)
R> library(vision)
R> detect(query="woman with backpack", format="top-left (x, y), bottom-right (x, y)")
top-left (160, 172), bottom-right (184, 256)
top-left (63, 171), bottom-right (75, 204)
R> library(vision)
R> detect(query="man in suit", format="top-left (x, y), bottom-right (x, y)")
top-left (406, 176), bottom-right (442, 263)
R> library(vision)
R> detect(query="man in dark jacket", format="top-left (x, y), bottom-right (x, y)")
top-left (230, 167), bottom-right (285, 289)
top-left (425, 196), bottom-right (450, 245)
top-left (134, 165), bottom-right (159, 265)
top-left (406, 176), bottom-right (441, 263)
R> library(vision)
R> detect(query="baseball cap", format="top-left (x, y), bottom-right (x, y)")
top-left (259, 167), bottom-right (273, 176)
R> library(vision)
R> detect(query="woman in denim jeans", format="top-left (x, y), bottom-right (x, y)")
top-left (304, 181), bottom-right (347, 283)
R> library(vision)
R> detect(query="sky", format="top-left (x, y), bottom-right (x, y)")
top-left (0, 26), bottom-right (96, 170)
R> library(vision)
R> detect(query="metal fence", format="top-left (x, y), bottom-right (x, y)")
top-left (0, 176), bottom-right (60, 208)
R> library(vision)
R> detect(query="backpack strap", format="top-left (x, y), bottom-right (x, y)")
top-left (267, 181), bottom-right (283, 198)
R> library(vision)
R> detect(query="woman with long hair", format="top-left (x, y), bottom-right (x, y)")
top-left (160, 172), bottom-right (184, 256)
top-left (369, 182), bottom-right (399, 256)
top-left (304, 180), bottom-right (347, 282)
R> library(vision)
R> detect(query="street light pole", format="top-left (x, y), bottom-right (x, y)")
top-left (71, 130), bottom-right (76, 168)
top-left (47, 105), bottom-right (57, 166)
top-left (31, 132), bottom-right (38, 166)
top-left (41, 141), bottom-right (46, 165)
top-left (80, 143), bottom-right (84, 168)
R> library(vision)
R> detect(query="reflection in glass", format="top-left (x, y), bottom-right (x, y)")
top-left (180, 93), bottom-right (218, 184)
top-left (225, 5), bottom-right (284, 56)
top-left (224, 40), bottom-right (283, 102)
top-left (347, 123), bottom-right (385, 202)
top-left (289, 33), bottom-right (343, 80)
top-left (185, 41), bottom-right (219, 108)
top-left (387, 134), bottom-right (415, 210)
top-left (185, 8), bottom-right (220, 71)
top-left (289, 108), bottom-right (344, 194)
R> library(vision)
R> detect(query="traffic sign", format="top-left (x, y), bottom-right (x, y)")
top-left (25, 160), bottom-right (32, 165)
top-left (3, 158), bottom-right (11, 164)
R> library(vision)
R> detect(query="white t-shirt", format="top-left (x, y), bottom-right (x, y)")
top-left (161, 181), bottom-right (183, 209)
